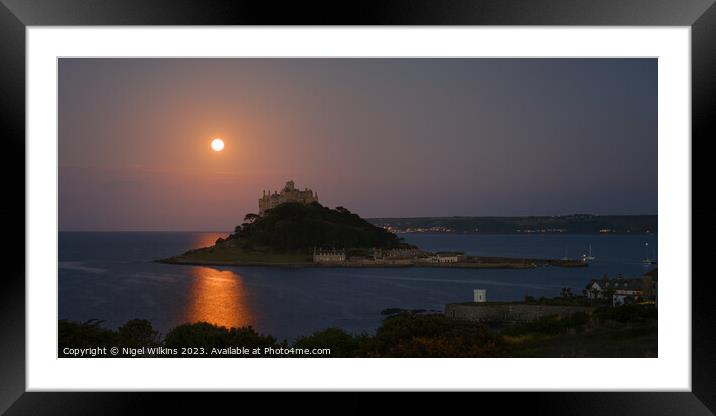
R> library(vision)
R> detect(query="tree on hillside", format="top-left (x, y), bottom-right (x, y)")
top-left (229, 202), bottom-right (408, 252)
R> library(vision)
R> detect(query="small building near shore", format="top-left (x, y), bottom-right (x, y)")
top-left (373, 247), bottom-right (426, 260)
top-left (313, 248), bottom-right (346, 263)
top-left (429, 252), bottom-right (465, 263)
top-left (384, 248), bottom-right (421, 259)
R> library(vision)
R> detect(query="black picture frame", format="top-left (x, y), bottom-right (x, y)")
top-left (1, 0), bottom-right (713, 414)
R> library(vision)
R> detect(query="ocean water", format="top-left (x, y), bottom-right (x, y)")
top-left (58, 232), bottom-right (658, 341)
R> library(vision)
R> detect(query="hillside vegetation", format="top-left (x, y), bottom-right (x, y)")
top-left (161, 202), bottom-right (411, 265)
top-left (223, 202), bottom-right (405, 252)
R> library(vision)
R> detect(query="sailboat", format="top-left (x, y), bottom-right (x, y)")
top-left (581, 244), bottom-right (595, 262)
top-left (642, 242), bottom-right (657, 265)
top-left (561, 246), bottom-right (570, 261)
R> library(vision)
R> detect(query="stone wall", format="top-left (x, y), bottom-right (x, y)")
top-left (444, 303), bottom-right (593, 323)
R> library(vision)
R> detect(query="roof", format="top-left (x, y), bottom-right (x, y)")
top-left (585, 276), bottom-right (646, 290)
top-left (610, 279), bottom-right (645, 290)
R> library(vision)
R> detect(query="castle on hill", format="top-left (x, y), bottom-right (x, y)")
top-left (259, 180), bottom-right (318, 215)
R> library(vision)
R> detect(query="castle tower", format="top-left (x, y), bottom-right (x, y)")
top-left (258, 180), bottom-right (319, 215)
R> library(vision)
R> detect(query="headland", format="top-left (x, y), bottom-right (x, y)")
top-left (159, 181), bottom-right (587, 269)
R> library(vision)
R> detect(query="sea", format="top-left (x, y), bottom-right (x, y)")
top-left (59, 232), bottom-right (658, 341)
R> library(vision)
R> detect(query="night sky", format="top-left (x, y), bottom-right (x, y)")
top-left (59, 58), bottom-right (657, 231)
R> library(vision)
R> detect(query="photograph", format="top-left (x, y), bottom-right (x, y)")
top-left (57, 57), bottom-right (659, 359)
top-left (2, 0), bottom-right (710, 410)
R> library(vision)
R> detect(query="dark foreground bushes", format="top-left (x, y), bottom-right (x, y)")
top-left (501, 304), bottom-right (657, 338)
top-left (58, 304), bottom-right (655, 358)
top-left (59, 318), bottom-right (160, 355)
top-left (366, 313), bottom-right (507, 357)
top-left (163, 322), bottom-right (280, 354)
top-left (592, 304), bottom-right (657, 324)
top-left (59, 313), bottom-right (505, 358)
top-left (501, 312), bottom-right (591, 337)
top-left (502, 304), bottom-right (658, 357)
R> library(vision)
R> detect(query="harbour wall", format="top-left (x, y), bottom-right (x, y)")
top-left (444, 303), bottom-right (593, 323)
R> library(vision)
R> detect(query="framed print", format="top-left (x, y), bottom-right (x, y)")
top-left (2, 0), bottom-right (714, 414)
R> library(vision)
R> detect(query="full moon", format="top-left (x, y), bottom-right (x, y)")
top-left (211, 138), bottom-right (224, 152)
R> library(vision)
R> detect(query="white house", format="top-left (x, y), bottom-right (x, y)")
top-left (584, 273), bottom-right (653, 306)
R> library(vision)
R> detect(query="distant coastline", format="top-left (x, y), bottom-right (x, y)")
top-left (368, 214), bottom-right (657, 235)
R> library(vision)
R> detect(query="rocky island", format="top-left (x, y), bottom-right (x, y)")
top-left (159, 181), bottom-right (586, 269)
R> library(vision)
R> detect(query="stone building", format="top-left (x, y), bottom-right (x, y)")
top-left (374, 248), bottom-right (422, 260)
top-left (313, 248), bottom-right (346, 263)
top-left (258, 180), bottom-right (318, 215)
top-left (429, 252), bottom-right (465, 263)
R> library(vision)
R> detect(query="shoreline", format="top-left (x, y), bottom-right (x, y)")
top-left (156, 257), bottom-right (587, 269)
